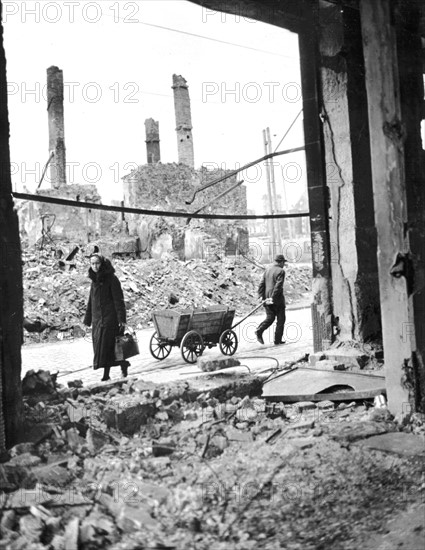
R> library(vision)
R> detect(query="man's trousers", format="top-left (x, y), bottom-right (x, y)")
top-left (256, 304), bottom-right (286, 344)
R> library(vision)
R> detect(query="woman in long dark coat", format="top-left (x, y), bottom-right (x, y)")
top-left (83, 253), bottom-right (129, 381)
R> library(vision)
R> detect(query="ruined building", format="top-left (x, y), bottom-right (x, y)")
top-left (18, 66), bottom-right (102, 247)
top-left (123, 74), bottom-right (248, 260)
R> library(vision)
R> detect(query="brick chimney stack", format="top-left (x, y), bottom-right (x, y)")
top-left (47, 66), bottom-right (66, 188)
top-left (144, 118), bottom-right (161, 164)
top-left (172, 74), bottom-right (194, 167)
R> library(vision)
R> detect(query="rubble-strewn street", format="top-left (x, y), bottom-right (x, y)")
top-left (22, 245), bottom-right (312, 344)
top-left (1, 366), bottom-right (424, 550)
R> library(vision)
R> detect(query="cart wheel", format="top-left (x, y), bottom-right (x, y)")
top-left (219, 329), bottom-right (238, 356)
top-left (181, 330), bottom-right (204, 364)
top-left (149, 332), bottom-right (172, 360)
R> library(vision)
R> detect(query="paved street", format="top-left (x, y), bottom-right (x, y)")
top-left (21, 306), bottom-right (313, 387)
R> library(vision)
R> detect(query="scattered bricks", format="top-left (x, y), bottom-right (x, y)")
top-left (152, 441), bottom-right (176, 457)
top-left (198, 356), bottom-right (241, 372)
top-left (265, 402), bottom-right (287, 419)
top-left (67, 379), bottom-right (83, 388)
top-left (308, 352), bottom-right (326, 366)
top-left (211, 435), bottom-right (228, 451)
top-left (327, 421), bottom-right (389, 442)
top-left (288, 419), bottom-right (315, 431)
top-left (116, 504), bottom-right (158, 532)
top-left (295, 401), bottom-right (317, 412)
top-left (317, 401), bottom-right (335, 411)
top-left (236, 408), bottom-right (258, 422)
top-left (103, 398), bottom-right (156, 435)
top-left (0, 463), bottom-right (35, 492)
top-left (366, 408), bottom-right (394, 423)
top-left (66, 427), bottom-right (85, 452)
top-left (8, 453), bottom-right (42, 469)
top-left (333, 363), bottom-right (349, 371)
top-left (9, 443), bottom-right (35, 457)
top-left (225, 427), bottom-right (253, 443)
top-left (22, 369), bottom-right (57, 395)
top-left (19, 515), bottom-right (43, 543)
top-left (183, 410), bottom-right (198, 421)
top-left (86, 428), bottom-right (110, 454)
top-left (337, 402), bottom-right (356, 410)
top-left (323, 349), bottom-right (370, 369)
top-left (32, 464), bottom-right (73, 487)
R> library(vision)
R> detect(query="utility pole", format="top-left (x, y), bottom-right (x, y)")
top-left (266, 127), bottom-right (282, 248)
top-left (263, 129), bottom-right (276, 257)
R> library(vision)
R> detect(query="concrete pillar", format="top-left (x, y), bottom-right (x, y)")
top-left (317, 1), bottom-right (380, 341)
top-left (360, 0), bottom-right (425, 415)
top-left (47, 66), bottom-right (66, 188)
top-left (299, 21), bottom-right (334, 352)
top-left (0, 3), bottom-right (23, 447)
top-left (395, 1), bottom-right (425, 412)
top-left (172, 74), bottom-right (194, 167)
top-left (144, 118), bottom-right (161, 164)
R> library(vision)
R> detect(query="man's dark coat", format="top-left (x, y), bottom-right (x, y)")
top-left (83, 259), bottom-right (126, 369)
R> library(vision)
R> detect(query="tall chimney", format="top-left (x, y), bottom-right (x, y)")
top-left (144, 118), bottom-right (161, 163)
top-left (47, 66), bottom-right (66, 188)
top-left (172, 74), bottom-right (194, 167)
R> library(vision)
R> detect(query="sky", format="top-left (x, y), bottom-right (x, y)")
top-left (3, 0), bottom-right (306, 212)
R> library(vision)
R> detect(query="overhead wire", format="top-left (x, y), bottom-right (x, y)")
top-left (101, 10), bottom-right (299, 61)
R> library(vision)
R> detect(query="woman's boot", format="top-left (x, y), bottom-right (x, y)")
top-left (121, 361), bottom-right (130, 378)
top-left (101, 367), bottom-right (110, 381)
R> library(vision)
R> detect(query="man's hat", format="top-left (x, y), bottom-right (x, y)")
top-left (274, 254), bottom-right (287, 263)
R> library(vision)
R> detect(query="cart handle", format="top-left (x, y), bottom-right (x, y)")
top-left (231, 299), bottom-right (268, 331)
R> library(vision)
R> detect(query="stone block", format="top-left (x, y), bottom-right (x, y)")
top-left (103, 398), bottom-right (156, 435)
top-left (197, 356), bottom-right (241, 372)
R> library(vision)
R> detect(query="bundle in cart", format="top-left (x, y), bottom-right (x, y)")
top-left (150, 305), bottom-right (238, 363)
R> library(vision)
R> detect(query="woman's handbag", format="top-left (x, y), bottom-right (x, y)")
top-left (115, 328), bottom-right (139, 361)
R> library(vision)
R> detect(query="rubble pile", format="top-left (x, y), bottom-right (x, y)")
top-left (1, 370), bottom-right (423, 549)
top-left (22, 245), bottom-right (312, 343)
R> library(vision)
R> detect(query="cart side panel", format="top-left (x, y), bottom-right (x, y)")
top-left (153, 310), bottom-right (191, 340)
top-left (222, 309), bottom-right (236, 331)
top-left (191, 310), bottom-right (226, 341)
top-left (175, 314), bottom-right (192, 340)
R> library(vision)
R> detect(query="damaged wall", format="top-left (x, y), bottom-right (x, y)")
top-left (19, 184), bottom-right (103, 246)
top-left (123, 163), bottom-right (248, 260)
top-left (318, 1), bottom-right (381, 342)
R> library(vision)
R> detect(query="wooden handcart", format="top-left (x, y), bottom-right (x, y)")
top-left (150, 305), bottom-right (238, 363)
